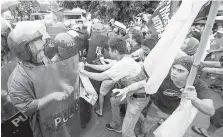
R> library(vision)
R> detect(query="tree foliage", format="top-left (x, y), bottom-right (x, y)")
top-left (10, 0), bottom-right (39, 20)
top-left (58, 0), bottom-right (159, 23)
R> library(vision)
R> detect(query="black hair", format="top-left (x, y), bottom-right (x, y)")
top-left (108, 37), bottom-right (128, 55)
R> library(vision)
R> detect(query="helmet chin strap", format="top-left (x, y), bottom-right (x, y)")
top-left (30, 54), bottom-right (51, 66)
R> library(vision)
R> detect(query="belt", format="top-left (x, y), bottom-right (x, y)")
top-left (132, 93), bottom-right (149, 98)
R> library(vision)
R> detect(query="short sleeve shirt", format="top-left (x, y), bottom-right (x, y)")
top-left (102, 56), bottom-right (141, 82)
top-left (152, 75), bottom-right (211, 114)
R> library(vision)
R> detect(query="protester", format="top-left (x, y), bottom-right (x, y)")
top-left (190, 29), bottom-right (202, 41)
top-left (210, 28), bottom-right (223, 61)
top-left (84, 60), bottom-right (117, 117)
top-left (142, 30), bottom-right (152, 39)
top-left (79, 37), bottom-right (150, 137)
top-left (129, 30), bottom-right (143, 53)
top-left (7, 21), bottom-right (78, 137)
top-left (109, 18), bottom-right (116, 30)
top-left (119, 29), bottom-right (127, 37)
top-left (181, 37), bottom-right (199, 56)
top-left (115, 56), bottom-right (215, 137)
top-left (131, 38), bottom-right (156, 62)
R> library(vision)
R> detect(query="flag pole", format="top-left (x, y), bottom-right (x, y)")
top-left (186, 0), bottom-right (220, 86)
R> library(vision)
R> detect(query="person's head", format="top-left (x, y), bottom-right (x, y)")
top-left (113, 27), bottom-right (119, 34)
top-left (7, 21), bottom-right (51, 65)
top-left (191, 30), bottom-right (201, 41)
top-left (215, 28), bottom-right (223, 38)
top-left (119, 29), bottom-right (126, 37)
top-left (141, 38), bottom-right (156, 56)
top-left (130, 31), bottom-right (143, 46)
top-left (77, 20), bottom-right (84, 29)
top-left (1, 17), bottom-right (12, 58)
top-left (110, 19), bottom-right (115, 25)
top-left (170, 56), bottom-right (193, 82)
top-left (143, 31), bottom-right (152, 39)
top-left (181, 37), bottom-right (199, 56)
top-left (108, 37), bottom-right (127, 60)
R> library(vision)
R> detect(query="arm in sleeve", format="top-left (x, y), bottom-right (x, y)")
top-left (8, 79), bottom-right (55, 117)
top-left (192, 80), bottom-right (215, 116)
top-left (102, 62), bottom-right (128, 82)
top-left (8, 80), bottom-right (38, 117)
top-left (85, 63), bottom-right (113, 71)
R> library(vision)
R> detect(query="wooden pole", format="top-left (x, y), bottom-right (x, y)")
top-left (186, 0), bottom-right (220, 86)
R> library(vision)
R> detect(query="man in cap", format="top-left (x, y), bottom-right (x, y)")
top-left (79, 37), bottom-right (150, 137)
top-left (7, 21), bottom-right (77, 137)
top-left (114, 56), bottom-right (215, 137)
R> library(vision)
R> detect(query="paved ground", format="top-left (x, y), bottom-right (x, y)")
top-left (81, 75), bottom-right (223, 137)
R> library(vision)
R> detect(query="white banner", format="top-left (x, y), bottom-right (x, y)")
top-left (144, 0), bottom-right (208, 94)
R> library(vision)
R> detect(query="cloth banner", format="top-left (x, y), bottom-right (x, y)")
top-left (146, 0), bottom-right (177, 40)
top-left (143, 0), bottom-right (208, 137)
top-left (154, 100), bottom-right (198, 137)
top-left (144, 0), bottom-right (207, 94)
top-left (1, 112), bottom-right (33, 137)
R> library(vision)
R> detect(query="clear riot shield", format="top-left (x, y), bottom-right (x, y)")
top-left (23, 54), bottom-right (81, 137)
top-left (21, 38), bottom-right (91, 137)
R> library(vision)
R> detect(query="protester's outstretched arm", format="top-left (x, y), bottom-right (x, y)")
top-left (104, 59), bottom-right (114, 63)
top-left (202, 67), bottom-right (223, 75)
top-left (201, 61), bottom-right (223, 68)
top-left (113, 80), bottom-right (147, 101)
top-left (85, 62), bottom-right (112, 71)
top-left (79, 62), bottom-right (111, 81)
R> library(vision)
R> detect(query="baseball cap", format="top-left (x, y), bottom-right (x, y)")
top-left (54, 32), bottom-right (79, 59)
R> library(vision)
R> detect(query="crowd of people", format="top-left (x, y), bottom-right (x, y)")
top-left (1, 8), bottom-right (223, 137)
